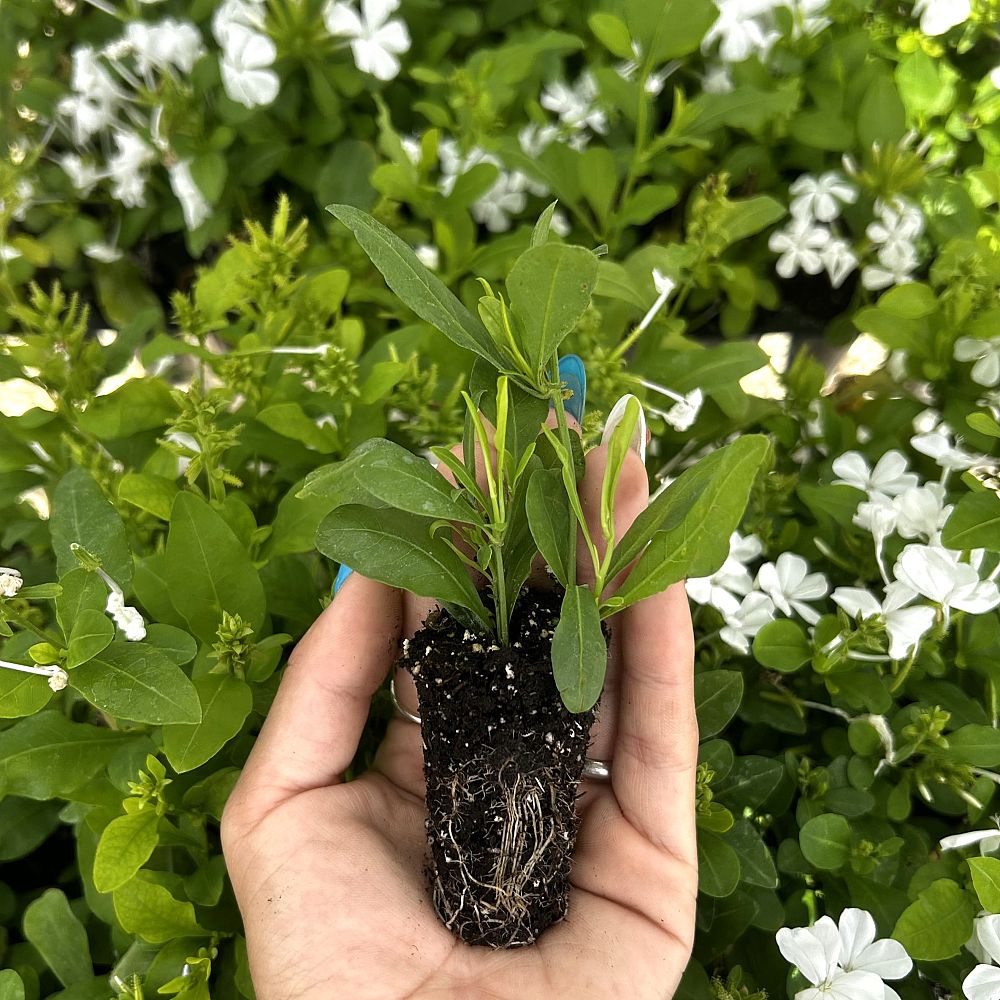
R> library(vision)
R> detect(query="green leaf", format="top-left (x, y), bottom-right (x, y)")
top-left (144, 624), bottom-right (197, 666)
top-left (551, 586), bottom-right (607, 713)
top-left (118, 472), bottom-right (179, 521)
top-left (316, 505), bottom-right (490, 624)
top-left (256, 402), bottom-right (338, 453)
top-left (607, 436), bottom-right (769, 584)
top-left (163, 674), bottom-right (253, 773)
top-left (0, 665), bottom-right (53, 719)
top-left (716, 756), bottom-right (783, 810)
top-left (506, 243), bottom-right (598, 377)
top-left (969, 857), bottom-right (1000, 912)
top-left (625, 0), bottom-right (718, 63)
top-left (698, 830), bottom-right (741, 898)
top-left (0, 798), bottom-right (62, 861)
top-left (526, 468), bottom-right (572, 587)
top-left (0, 711), bottom-right (134, 799)
top-left (799, 813), bottom-right (851, 870)
top-left (530, 201), bottom-right (559, 247)
top-left (892, 879), bottom-right (975, 961)
top-left (165, 492), bottom-right (266, 643)
top-left (329, 439), bottom-right (482, 525)
top-left (56, 568), bottom-right (106, 635)
top-left (113, 872), bottom-right (206, 943)
top-left (727, 820), bottom-right (778, 888)
top-left (77, 379), bottom-right (177, 438)
top-left (66, 609), bottom-right (114, 669)
top-left (942, 492), bottom-right (1000, 551)
top-left (695, 671), bottom-right (744, 738)
top-left (72, 642), bottom-right (201, 725)
top-left (93, 809), bottom-right (159, 893)
top-left (22, 889), bottom-right (93, 987)
top-left (588, 12), bottom-right (633, 58)
top-left (644, 343), bottom-right (769, 397)
top-left (946, 724), bottom-right (1000, 766)
top-left (326, 204), bottom-right (505, 369)
top-left (50, 469), bottom-right (133, 587)
top-left (857, 71), bottom-right (907, 150)
top-left (752, 620), bottom-right (811, 673)
top-left (0, 971), bottom-right (24, 1000)
top-left (877, 282), bottom-right (938, 319)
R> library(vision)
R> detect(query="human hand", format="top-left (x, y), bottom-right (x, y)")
top-left (222, 396), bottom-right (698, 1000)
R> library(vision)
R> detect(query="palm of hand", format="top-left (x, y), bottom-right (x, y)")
top-left (224, 444), bottom-right (698, 999)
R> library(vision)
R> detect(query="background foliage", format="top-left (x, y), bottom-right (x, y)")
top-left (3, 0), bottom-right (1000, 997)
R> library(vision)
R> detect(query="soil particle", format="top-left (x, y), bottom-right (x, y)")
top-left (402, 587), bottom-right (602, 949)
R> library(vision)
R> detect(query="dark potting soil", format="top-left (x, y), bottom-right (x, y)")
top-left (400, 587), bottom-right (603, 949)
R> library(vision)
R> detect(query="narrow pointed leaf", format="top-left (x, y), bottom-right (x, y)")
top-left (526, 468), bottom-right (572, 587)
top-left (551, 585), bottom-right (607, 713)
top-left (316, 505), bottom-right (490, 625)
top-left (327, 204), bottom-right (506, 368)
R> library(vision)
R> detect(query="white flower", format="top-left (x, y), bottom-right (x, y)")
top-left (0, 245), bottom-right (20, 262)
top-left (701, 0), bottom-right (781, 63)
top-left (415, 244), bottom-right (439, 270)
top-left (213, 0), bottom-right (267, 46)
top-left (541, 72), bottom-right (607, 136)
top-left (168, 160), bottom-right (211, 231)
top-left (894, 544), bottom-right (1000, 615)
top-left (324, 0), bottom-right (410, 82)
top-left (756, 553), bottom-right (829, 624)
top-left (832, 582), bottom-right (935, 659)
top-left (940, 819), bottom-right (1000, 854)
top-left (789, 171), bottom-right (858, 223)
top-left (59, 154), bottom-right (102, 194)
top-left (58, 46), bottom-right (121, 145)
top-left (125, 19), bottom-right (204, 75)
top-left (84, 242), bottom-right (123, 263)
top-left (687, 532), bottom-right (761, 615)
top-left (867, 197), bottom-right (924, 246)
top-left (720, 592), bottom-right (775, 653)
top-left (0, 658), bottom-right (69, 693)
top-left (831, 450), bottom-right (918, 498)
top-left (955, 337), bottom-right (1000, 387)
top-left (912, 0), bottom-right (971, 35)
top-left (219, 25), bottom-right (280, 107)
top-left (911, 424), bottom-right (983, 470)
top-left (819, 238), bottom-right (858, 289)
top-left (853, 495), bottom-right (899, 553)
top-left (46, 666), bottom-right (69, 692)
top-left (106, 590), bottom-right (147, 642)
top-left (893, 483), bottom-right (952, 541)
top-left (665, 389), bottom-right (704, 432)
top-left (777, 909), bottom-right (911, 1000)
top-left (518, 122), bottom-right (560, 159)
top-left (471, 170), bottom-right (528, 233)
top-left (0, 567), bottom-right (23, 597)
top-left (964, 915), bottom-right (1000, 1000)
top-left (861, 248), bottom-right (918, 291)
top-left (769, 217), bottom-right (831, 279)
top-left (701, 63), bottom-right (733, 93)
top-left (107, 131), bottom-right (154, 208)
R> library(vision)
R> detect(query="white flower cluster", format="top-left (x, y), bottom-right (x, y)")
top-left (213, 0), bottom-right (279, 108)
top-left (776, 908), bottom-right (912, 1000)
top-left (701, 0), bottom-right (831, 66)
top-left (56, 23), bottom-right (210, 238)
top-left (861, 196), bottom-right (924, 291)
top-left (768, 171), bottom-right (859, 288)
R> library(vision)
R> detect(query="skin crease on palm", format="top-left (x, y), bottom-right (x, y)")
top-left (221, 413), bottom-right (699, 1000)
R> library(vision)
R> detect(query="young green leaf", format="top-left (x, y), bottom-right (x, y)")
top-left (531, 201), bottom-right (559, 247)
top-left (526, 468), bottom-right (572, 587)
top-left (506, 243), bottom-right (598, 377)
top-left (316, 505), bottom-right (491, 626)
top-left (113, 872), bottom-right (206, 943)
top-left (93, 809), bottom-right (160, 893)
top-left (600, 395), bottom-right (641, 545)
top-left (327, 204), bottom-right (507, 369)
top-left (605, 435), bottom-right (770, 585)
top-left (551, 586), bottom-right (607, 713)
top-left (72, 642), bottom-right (202, 726)
top-left (66, 608), bottom-right (114, 669)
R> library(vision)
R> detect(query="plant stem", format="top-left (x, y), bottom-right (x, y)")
top-left (551, 352), bottom-right (578, 590)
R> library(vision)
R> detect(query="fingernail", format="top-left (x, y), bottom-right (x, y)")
top-left (554, 354), bottom-right (586, 425)
top-left (602, 394), bottom-right (647, 464)
top-left (333, 563), bottom-right (353, 595)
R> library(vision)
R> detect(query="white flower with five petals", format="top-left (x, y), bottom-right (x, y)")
top-left (324, 0), bottom-right (410, 82)
top-left (955, 337), bottom-right (1000, 387)
top-left (911, 424), bottom-right (984, 471)
top-left (769, 217), bottom-right (830, 279)
top-left (756, 553), bottom-right (829, 624)
top-left (831, 450), bottom-right (918, 499)
top-left (219, 24), bottom-right (279, 107)
top-left (720, 592), bottom-right (775, 654)
top-left (540, 72), bottom-right (607, 135)
top-left (894, 544), bottom-right (1000, 616)
top-left (912, 0), bottom-right (971, 35)
top-left (789, 171), bottom-right (858, 223)
top-left (687, 532), bottom-right (762, 616)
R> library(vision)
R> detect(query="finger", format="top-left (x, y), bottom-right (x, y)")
top-left (612, 581), bottom-right (698, 859)
top-left (232, 573), bottom-right (402, 818)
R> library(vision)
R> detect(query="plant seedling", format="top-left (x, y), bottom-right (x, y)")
top-left (301, 203), bottom-right (771, 947)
